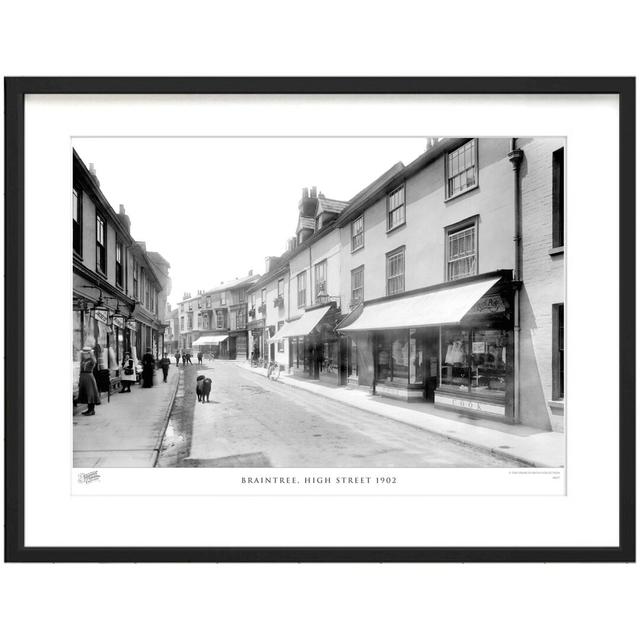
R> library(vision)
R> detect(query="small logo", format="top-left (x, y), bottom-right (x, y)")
top-left (77, 470), bottom-right (101, 484)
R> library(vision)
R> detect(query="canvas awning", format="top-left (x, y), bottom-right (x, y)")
top-left (339, 276), bottom-right (502, 332)
top-left (192, 335), bottom-right (228, 346)
top-left (268, 305), bottom-right (333, 342)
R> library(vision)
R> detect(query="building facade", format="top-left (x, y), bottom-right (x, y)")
top-left (72, 150), bottom-right (170, 394)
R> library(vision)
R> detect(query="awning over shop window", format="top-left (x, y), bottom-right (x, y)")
top-left (339, 276), bottom-right (502, 332)
top-left (192, 335), bottom-right (228, 346)
top-left (268, 305), bottom-right (333, 342)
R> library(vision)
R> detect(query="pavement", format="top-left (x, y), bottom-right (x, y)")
top-left (73, 365), bottom-right (180, 467)
top-left (237, 361), bottom-right (565, 468)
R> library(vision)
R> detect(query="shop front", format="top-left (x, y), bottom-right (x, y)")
top-left (269, 304), bottom-right (340, 381)
top-left (248, 318), bottom-right (265, 362)
top-left (339, 271), bottom-right (515, 420)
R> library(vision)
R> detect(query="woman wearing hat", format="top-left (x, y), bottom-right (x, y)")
top-left (120, 351), bottom-right (136, 393)
top-left (77, 346), bottom-right (100, 416)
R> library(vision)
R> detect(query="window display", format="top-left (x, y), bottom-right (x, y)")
top-left (440, 327), bottom-right (507, 397)
top-left (409, 329), bottom-right (424, 384)
top-left (376, 331), bottom-right (409, 383)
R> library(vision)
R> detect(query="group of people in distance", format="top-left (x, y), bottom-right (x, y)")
top-left (77, 347), bottom-right (172, 417)
top-left (174, 350), bottom-right (210, 366)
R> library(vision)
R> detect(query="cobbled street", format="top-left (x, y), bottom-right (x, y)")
top-left (158, 359), bottom-right (521, 468)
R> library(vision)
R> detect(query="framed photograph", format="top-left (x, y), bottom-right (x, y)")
top-left (4, 77), bottom-right (635, 562)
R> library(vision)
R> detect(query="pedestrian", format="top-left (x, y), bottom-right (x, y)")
top-left (120, 351), bottom-right (136, 393)
top-left (186, 352), bottom-right (192, 365)
top-left (77, 346), bottom-right (100, 416)
top-left (197, 351), bottom-right (203, 365)
top-left (141, 348), bottom-right (156, 388)
top-left (159, 352), bottom-right (171, 383)
top-left (175, 350), bottom-right (180, 366)
top-left (182, 353), bottom-right (186, 366)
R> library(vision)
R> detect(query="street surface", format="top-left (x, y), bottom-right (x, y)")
top-left (159, 360), bottom-right (519, 468)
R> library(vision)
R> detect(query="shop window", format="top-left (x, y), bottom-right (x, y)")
top-left (440, 327), bottom-right (507, 397)
top-left (296, 336), bottom-right (305, 368)
top-left (552, 147), bottom-right (565, 248)
top-left (552, 303), bottom-right (565, 400)
top-left (376, 331), bottom-right (409, 383)
top-left (297, 271), bottom-right (307, 308)
top-left (409, 329), bottom-right (424, 384)
top-left (447, 221), bottom-right (477, 281)
top-left (352, 215), bottom-right (364, 251)
top-left (314, 260), bottom-right (327, 299)
top-left (446, 139), bottom-right (477, 199)
top-left (386, 247), bottom-right (405, 295)
top-left (387, 185), bottom-right (405, 231)
top-left (320, 340), bottom-right (339, 376)
top-left (277, 321), bottom-right (285, 352)
top-left (351, 265), bottom-right (364, 305)
top-left (72, 188), bottom-right (82, 256)
top-left (96, 214), bottom-right (106, 274)
top-left (348, 337), bottom-right (358, 378)
top-left (115, 241), bottom-right (123, 287)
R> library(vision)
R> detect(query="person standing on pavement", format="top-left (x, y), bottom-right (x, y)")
top-left (141, 348), bottom-right (156, 388)
top-left (197, 351), bottom-right (203, 365)
top-left (181, 352), bottom-right (187, 367)
top-left (120, 351), bottom-right (136, 393)
top-left (186, 352), bottom-right (192, 365)
top-left (77, 346), bottom-right (100, 416)
top-left (159, 352), bottom-right (171, 383)
top-left (175, 350), bottom-right (181, 367)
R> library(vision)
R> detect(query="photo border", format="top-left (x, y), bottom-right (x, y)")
top-left (4, 76), bottom-right (635, 562)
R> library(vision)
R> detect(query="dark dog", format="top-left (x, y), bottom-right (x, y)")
top-left (196, 375), bottom-right (205, 402)
top-left (202, 378), bottom-right (212, 402)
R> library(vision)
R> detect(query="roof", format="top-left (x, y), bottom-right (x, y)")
top-left (206, 272), bottom-right (262, 295)
top-left (247, 254), bottom-right (292, 292)
top-left (337, 138), bottom-right (468, 227)
top-left (317, 196), bottom-right (349, 215)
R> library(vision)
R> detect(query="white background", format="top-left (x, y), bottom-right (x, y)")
top-left (1, 2), bottom-right (638, 640)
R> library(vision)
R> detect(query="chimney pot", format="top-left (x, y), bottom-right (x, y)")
top-left (248, 269), bottom-right (253, 276)
top-left (119, 204), bottom-right (126, 215)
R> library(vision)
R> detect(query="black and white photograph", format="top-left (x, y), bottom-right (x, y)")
top-left (72, 135), bottom-right (566, 471)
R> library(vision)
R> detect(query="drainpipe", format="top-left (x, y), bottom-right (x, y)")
top-left (507, 139), bottom-right (524, 423)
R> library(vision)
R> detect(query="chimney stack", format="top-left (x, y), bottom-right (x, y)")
top-left (117, 204), bottom-right (131, 231)
top-left (248, 269), bottom-right (253, 276)
top-left (88, 163), bottom-right (100, 187)
top-left (310, 186), bottom-right (317, 198)
top-left (302, 187), bottom-right (309, 200)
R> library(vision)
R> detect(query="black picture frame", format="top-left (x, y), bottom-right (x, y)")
top-left (4, 77), bottom-right (635, 563)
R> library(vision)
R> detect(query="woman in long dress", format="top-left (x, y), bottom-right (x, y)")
top-left (141, 348), bottom-right (156, 388)
top-left (77, 347), bottom-right (100, 416)
top-left (120, 351), bottom-right (136, 393)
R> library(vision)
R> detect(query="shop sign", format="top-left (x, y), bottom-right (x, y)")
top-left (126, 320), bottom-right (138, 331)
top-left (472, 341), bottom-right (486, 354)
top-left (467, 294), bottom-right (506, 315)
top-left (94, 309), bottom-right (109, 325)
top-left (112, 317), bottom-right (125, 330)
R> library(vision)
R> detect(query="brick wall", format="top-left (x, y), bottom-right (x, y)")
top-left (518, 137), bottom-right (565, 431)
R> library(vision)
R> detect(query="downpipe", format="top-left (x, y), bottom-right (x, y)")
top-left (508, 140), bottom-right (524, 424)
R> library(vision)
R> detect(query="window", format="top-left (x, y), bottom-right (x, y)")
top-left (277, 279), bottom-right (284, 298)
top-left (238, 288), bottom-right (246, 303)
top-left (376, 331), bottom-right (409, 382)
top-left (277, 321), bottom-right (285, 352)
top-left (351, 215), bottom-right (364, 251)
top-left (203, 313), bottom-right (209, 330)
top-left (552, 303), bottom-right (565, 400)
top-left (314, 260), bottom-right (327, 299)
top-left (237, 307), bottom-right (246, 329)
top-left (220, 292), bottom-right (227, 306)
top-left (440, 327), bottom-right (507, 397)
top-left (447, 221), bottom-right (477, 281)
top-left (133, 261), bottom-right (139, 299)
top-left (216, 310), bottom-right (225, 329)
top-left (351, 266), bottom-right (364, 305)
top-left (348, 337), bottom-right (358, 379)
top-left (206, 296), bottom-right (211, 308)
top-left (96, 214), bottom-right (106, 274)
top-left (446, 139), bottom-right (477, 198)
top-left (261, 288), bottom-right (266, 305)
top-left (180, 317), bottom-right (184, 331)
top-left (552, 147), bottom-right (565, 248)
top-left (386, 247), bottom-right (405, 296)
top-left (72, 188), bottom-right (82, 255)
top-left (145, 278), bottom-right (150, 309)
top-left (387, 185), bottom-right (405, 231)
top-left (187, 314), bottom-right (193, 330)
top-left (297, 271), bottom-right (307, 308)
top-left (115, 241), bottom-right (123, 287)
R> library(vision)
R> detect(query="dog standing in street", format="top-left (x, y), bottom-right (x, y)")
top-left (196, 375), bottom-right (205, 402)
top-left (202, 377), bottom-right (212, 403)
